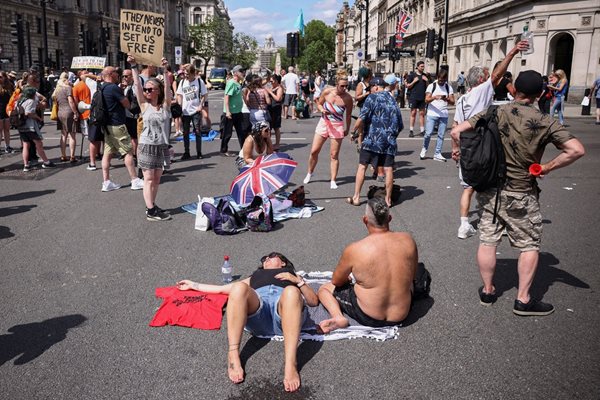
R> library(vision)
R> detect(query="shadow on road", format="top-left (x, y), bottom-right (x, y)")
top-left (0, 190), bottom-right (56, 202)
top-left (402, 297), bottom-right (435, 327)
top-left (494, 252), bottom-right (590, 299)
top-left (0, 204), bottom-right (37, 218)
top-left (0, 314), bottom-right (87, 366)
top-left (0, 225), bottom-right (15, 239)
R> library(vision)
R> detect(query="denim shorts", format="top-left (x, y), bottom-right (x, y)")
top-left (245, 285), bottom-right (308, 336)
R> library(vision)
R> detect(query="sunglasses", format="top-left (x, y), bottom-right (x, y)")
top-left (143, 87), bottom-right (155, 93)
top-left (339, 84), bottom-right (348, 88)
top-left (260, 252), bottom-right (282, 263)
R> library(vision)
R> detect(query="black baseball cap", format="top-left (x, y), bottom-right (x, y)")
top-left (514, 70), bottom-right (543, 96)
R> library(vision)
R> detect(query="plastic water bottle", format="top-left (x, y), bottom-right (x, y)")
top-left (221, 256), bottom-right (233, 283)
top-left (521, 23), bottom-right (534, 55)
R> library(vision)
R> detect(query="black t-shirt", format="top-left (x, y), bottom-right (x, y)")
top-left (407, 72), bottom-right (428, 101)
top-left (494, 78), bottom-right (510, 101)
top-left (250, 267), bottom-right (297, 290)
top-left (102, 82), bottom-right (126, 126)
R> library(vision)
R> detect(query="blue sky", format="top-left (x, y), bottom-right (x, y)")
top-left (226, 0), bottom-right (344, 47)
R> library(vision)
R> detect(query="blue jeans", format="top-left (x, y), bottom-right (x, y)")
top-left (550, 96), bottom-right (564, 125)
top-left (423, 115), bottom-right (448, 155)
top-left (245, 285), bottom-right (309, 336)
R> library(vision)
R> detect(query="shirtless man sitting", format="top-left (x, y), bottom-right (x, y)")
top-left (318, 197), bottom-right (418, 332)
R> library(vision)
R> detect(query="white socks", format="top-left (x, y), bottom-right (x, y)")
top-left (460, 217), bottom-right (469, 227)
top-left (330, 181), bottom-right (338, 189)
top-left (303, 173), bottom-right (312, 184)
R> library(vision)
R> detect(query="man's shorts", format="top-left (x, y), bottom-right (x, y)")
top-left (315, 118), bottom-right (345, 139)
top-left (284, 94), bottom-right (297, 106)
top-left (359, 148), bottom-right (395, 168)
top-left (477, 189), bottom-right (542, 251)
top-left (104, 124), bottom-right (133, 156)
top-left (245, 285), bottom-right (309, 336)
top-left (458, 165), bottom-right (471, 189)
top-left (596, 98), bottom-right (600, 108)
top-left (334, 283), bottom-right (402, 327)
top-left (408, 99), bottom-right (426, 110)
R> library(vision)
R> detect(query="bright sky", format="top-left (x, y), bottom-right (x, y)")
top-left (226, 0), bottom-right (345, 47)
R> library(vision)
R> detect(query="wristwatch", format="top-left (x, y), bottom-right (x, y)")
top-left (297, 279), bottom-right (305, 288)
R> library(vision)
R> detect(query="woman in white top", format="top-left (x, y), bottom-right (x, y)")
top-left (236, 121), bottom-right (274, 170)
top-left (128, 55), bottom-right (172, 221)
top-left (420, 69), bottom-right (455, 162)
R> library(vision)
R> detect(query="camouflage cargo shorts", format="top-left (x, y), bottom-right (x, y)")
top-left (476, 189), bottom-right (542, 251)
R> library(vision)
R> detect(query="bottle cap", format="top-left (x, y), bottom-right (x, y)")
top-left (224, 255), bottom-right (230, 261)
top-left (529, 163), bottom-right (542, 177)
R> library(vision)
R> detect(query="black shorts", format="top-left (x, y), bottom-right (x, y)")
top-left (88, 124), bottom-right (105, 142)
top-left (359, 149), bottom-right (395, 168)
top-left (596, 98), bottom-right (600, 108)
top-left (409, 99), bottom-right (426, 110)
top-left (125, 117), bottom-right (138, 139)
top-left (19, 129), bottom-right (43, 143)
top-left (333, 284), bottom-right (403, 328)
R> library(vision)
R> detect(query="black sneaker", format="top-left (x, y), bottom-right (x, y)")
top-left (180, 152), bottom-right (191, 160)
top-left (196, 153), bottom-right (203, 159)
top-left (408, 130), bottom-right (415, 138)
top-left (42, 161), bottom-right (56, 169)
top-left (153, 204), bottom-right (169, 214)
top-left (513, 299), bottom-right (555, 316)
top-left (146, 207), bottom-right (172, 221)
top-left (478, 286), bottom-right (497, 306)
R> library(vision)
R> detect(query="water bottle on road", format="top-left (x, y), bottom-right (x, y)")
top-left (222, 256), bottom-right (232, 283)
top-left (521, 23), bottom-right (534, 55)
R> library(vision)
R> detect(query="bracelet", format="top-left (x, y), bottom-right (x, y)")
top-left (297, 279), bottom-right (305, 288)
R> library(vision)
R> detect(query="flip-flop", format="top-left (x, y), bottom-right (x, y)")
top-left (345, 197), bottom-right (360, 206)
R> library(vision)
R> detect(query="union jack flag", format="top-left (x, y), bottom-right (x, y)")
top-left (395, 11), bottom-right (413, 48)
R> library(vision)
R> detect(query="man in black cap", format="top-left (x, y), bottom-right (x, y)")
top-left (451, 70), bottom-right (585, 317)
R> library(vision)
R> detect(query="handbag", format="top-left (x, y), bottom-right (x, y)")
top-left (50, 98), bottom-right (58, 121)
top-left (171, 103), bottom-right (183, 118)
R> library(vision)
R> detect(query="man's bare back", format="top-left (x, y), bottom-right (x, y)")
top-left (345, 231), bottom-right (417, 322)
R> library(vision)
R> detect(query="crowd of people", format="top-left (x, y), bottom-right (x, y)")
top-left (0, 40), bottom-right (592, 392)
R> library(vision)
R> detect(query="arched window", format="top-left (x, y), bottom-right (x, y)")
top-left (193, 7), bottom-right (203, 25)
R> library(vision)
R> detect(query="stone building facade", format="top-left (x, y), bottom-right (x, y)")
top-left (340, 0), bottom-right (600, 101)
top-left (0, 0), bottom-right (189, 73)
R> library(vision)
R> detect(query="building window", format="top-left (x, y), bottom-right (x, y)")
top-left (37, 17), bottom-right (42, 34)
top-left (54, 21), bottom-right (59, 36)
top-left (55, 49), bottom-right (61, 68)
top-left (194, 7), bottom-right (203, 25)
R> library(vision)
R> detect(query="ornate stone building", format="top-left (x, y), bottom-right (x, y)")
top-left (187, 0), bottom-right (232, 74)
top-left (340, 0), bottom-right (600, 100)
top-left (0, 0), bottom-right (190, 73)
top-left (250, 34), bottom-right (278, 75)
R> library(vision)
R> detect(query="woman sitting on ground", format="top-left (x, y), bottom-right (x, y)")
top-left (236, 121), bottom-right (274, 170)
top-left (177, 252), bottom-right (318, 392)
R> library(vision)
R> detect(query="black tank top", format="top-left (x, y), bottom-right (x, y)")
top-left (250, 267), bottom-right (297, 289)
top-left (494, 78), bottom-right (510, 101)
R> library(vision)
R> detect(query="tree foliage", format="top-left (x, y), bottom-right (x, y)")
top-left (227, 33), bottom-right (259, 70)
top-left (187, 16), bottom-right (230, 76)
top-left (298, 41), bottom-right (329, 73)
top-left (295, 20), bottom-right (335, 73)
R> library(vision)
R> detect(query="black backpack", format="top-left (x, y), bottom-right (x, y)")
top-left (459, 105), bottom-right (506, 222)
top-left (89, 85), bottom-right (109, 127)
top-left (9, 97), bottom-right (27, 129)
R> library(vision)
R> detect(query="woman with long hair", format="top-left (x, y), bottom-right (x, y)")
top-left (548, 69), bottom-right (568, 125)
top-left (0, 71), bottom-right (15, 153)
top-left (354, 67), bottom-right (373, 109)
top-left (304, 69), bottom-right (354, 189)
top-left (265, 74), bottom-right (283, 150)
top-left (128, 55), bottom-right (173, 221)
top-left (53, 72), bottom-right (79, 162)
top-left (244, 74), bottom-right (271, 125)
top-left (176, 252), bottom-right (318, 392)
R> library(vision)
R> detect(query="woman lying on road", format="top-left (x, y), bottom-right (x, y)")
top-left (177, 252), bottom-right (318, 392)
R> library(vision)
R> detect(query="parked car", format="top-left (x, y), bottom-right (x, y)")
top-left (207, 68), bottom-right (228, 90)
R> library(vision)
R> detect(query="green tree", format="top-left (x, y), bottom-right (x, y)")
top-left (300, 20), bottom-right (335, 61)
top-left (187, 16), bottom-right (230, 76)
top-left (298, 41), bottom-right (329, 73)
top-left (226, 33), bottom-right (259, 70)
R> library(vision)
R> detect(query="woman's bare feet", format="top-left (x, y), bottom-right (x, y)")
top-left (283, 364), bottom-right (301, 392)
top-left (227, 351), bottom-right (245, 384)
top-left (317, 316), bottom-right (349, 334)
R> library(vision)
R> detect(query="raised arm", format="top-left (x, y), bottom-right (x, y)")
top-left (127, 55), bottom-right (145, 105)
top-left (161, 58), bottom-right (172, 107)
top-left (491, 41), bottom-right (529, 87)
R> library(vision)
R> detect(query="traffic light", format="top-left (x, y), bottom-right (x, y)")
top-left (10, 17), bottom-right (25, 70)
top-left (426, 29), bottom-right (435, 59)
top-left (436, 34), bottom-right (445, 56)
top-left (78, 31), bottom-right (89, 55)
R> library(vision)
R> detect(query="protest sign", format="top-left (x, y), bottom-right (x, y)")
top-left (120, 9), bottom-right (165, 66)
top-left (71, 56), bottom-right (106, 70)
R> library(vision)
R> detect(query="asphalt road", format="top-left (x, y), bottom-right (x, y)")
top-left (1, 92), bottom-right (599, 399)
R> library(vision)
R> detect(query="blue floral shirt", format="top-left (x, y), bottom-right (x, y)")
top-left (359, 91), bottom-right (403, 156)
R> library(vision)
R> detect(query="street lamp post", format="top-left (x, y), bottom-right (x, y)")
top-left (176, 1), bottom-right (183, 47)
top-left (41, 0), bottom-right (55, 68)
top-left (356, 0), bottom-right (369, 60)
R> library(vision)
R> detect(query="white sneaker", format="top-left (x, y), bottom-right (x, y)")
top-left (457, 224), bottom-right (476, 239)
top-left (102, 180), bottom-right (121, 192)
top-left (303, 173), bottom-right (312, 184)
top-left (173, 130), bottom-right (183, 138)
top-left (433, 153), bottom-right (447, 162)
top-left (330, 181), bottom-right (338, 189)
top-left (131, 177), bottom-right (144, 190)
top-left (419, 148), bottom-right (427, 160)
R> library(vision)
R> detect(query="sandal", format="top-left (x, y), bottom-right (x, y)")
top-left (60, 156), bottom-right (68, 162)
top-left (345, 197), bottom-right (361, 206)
